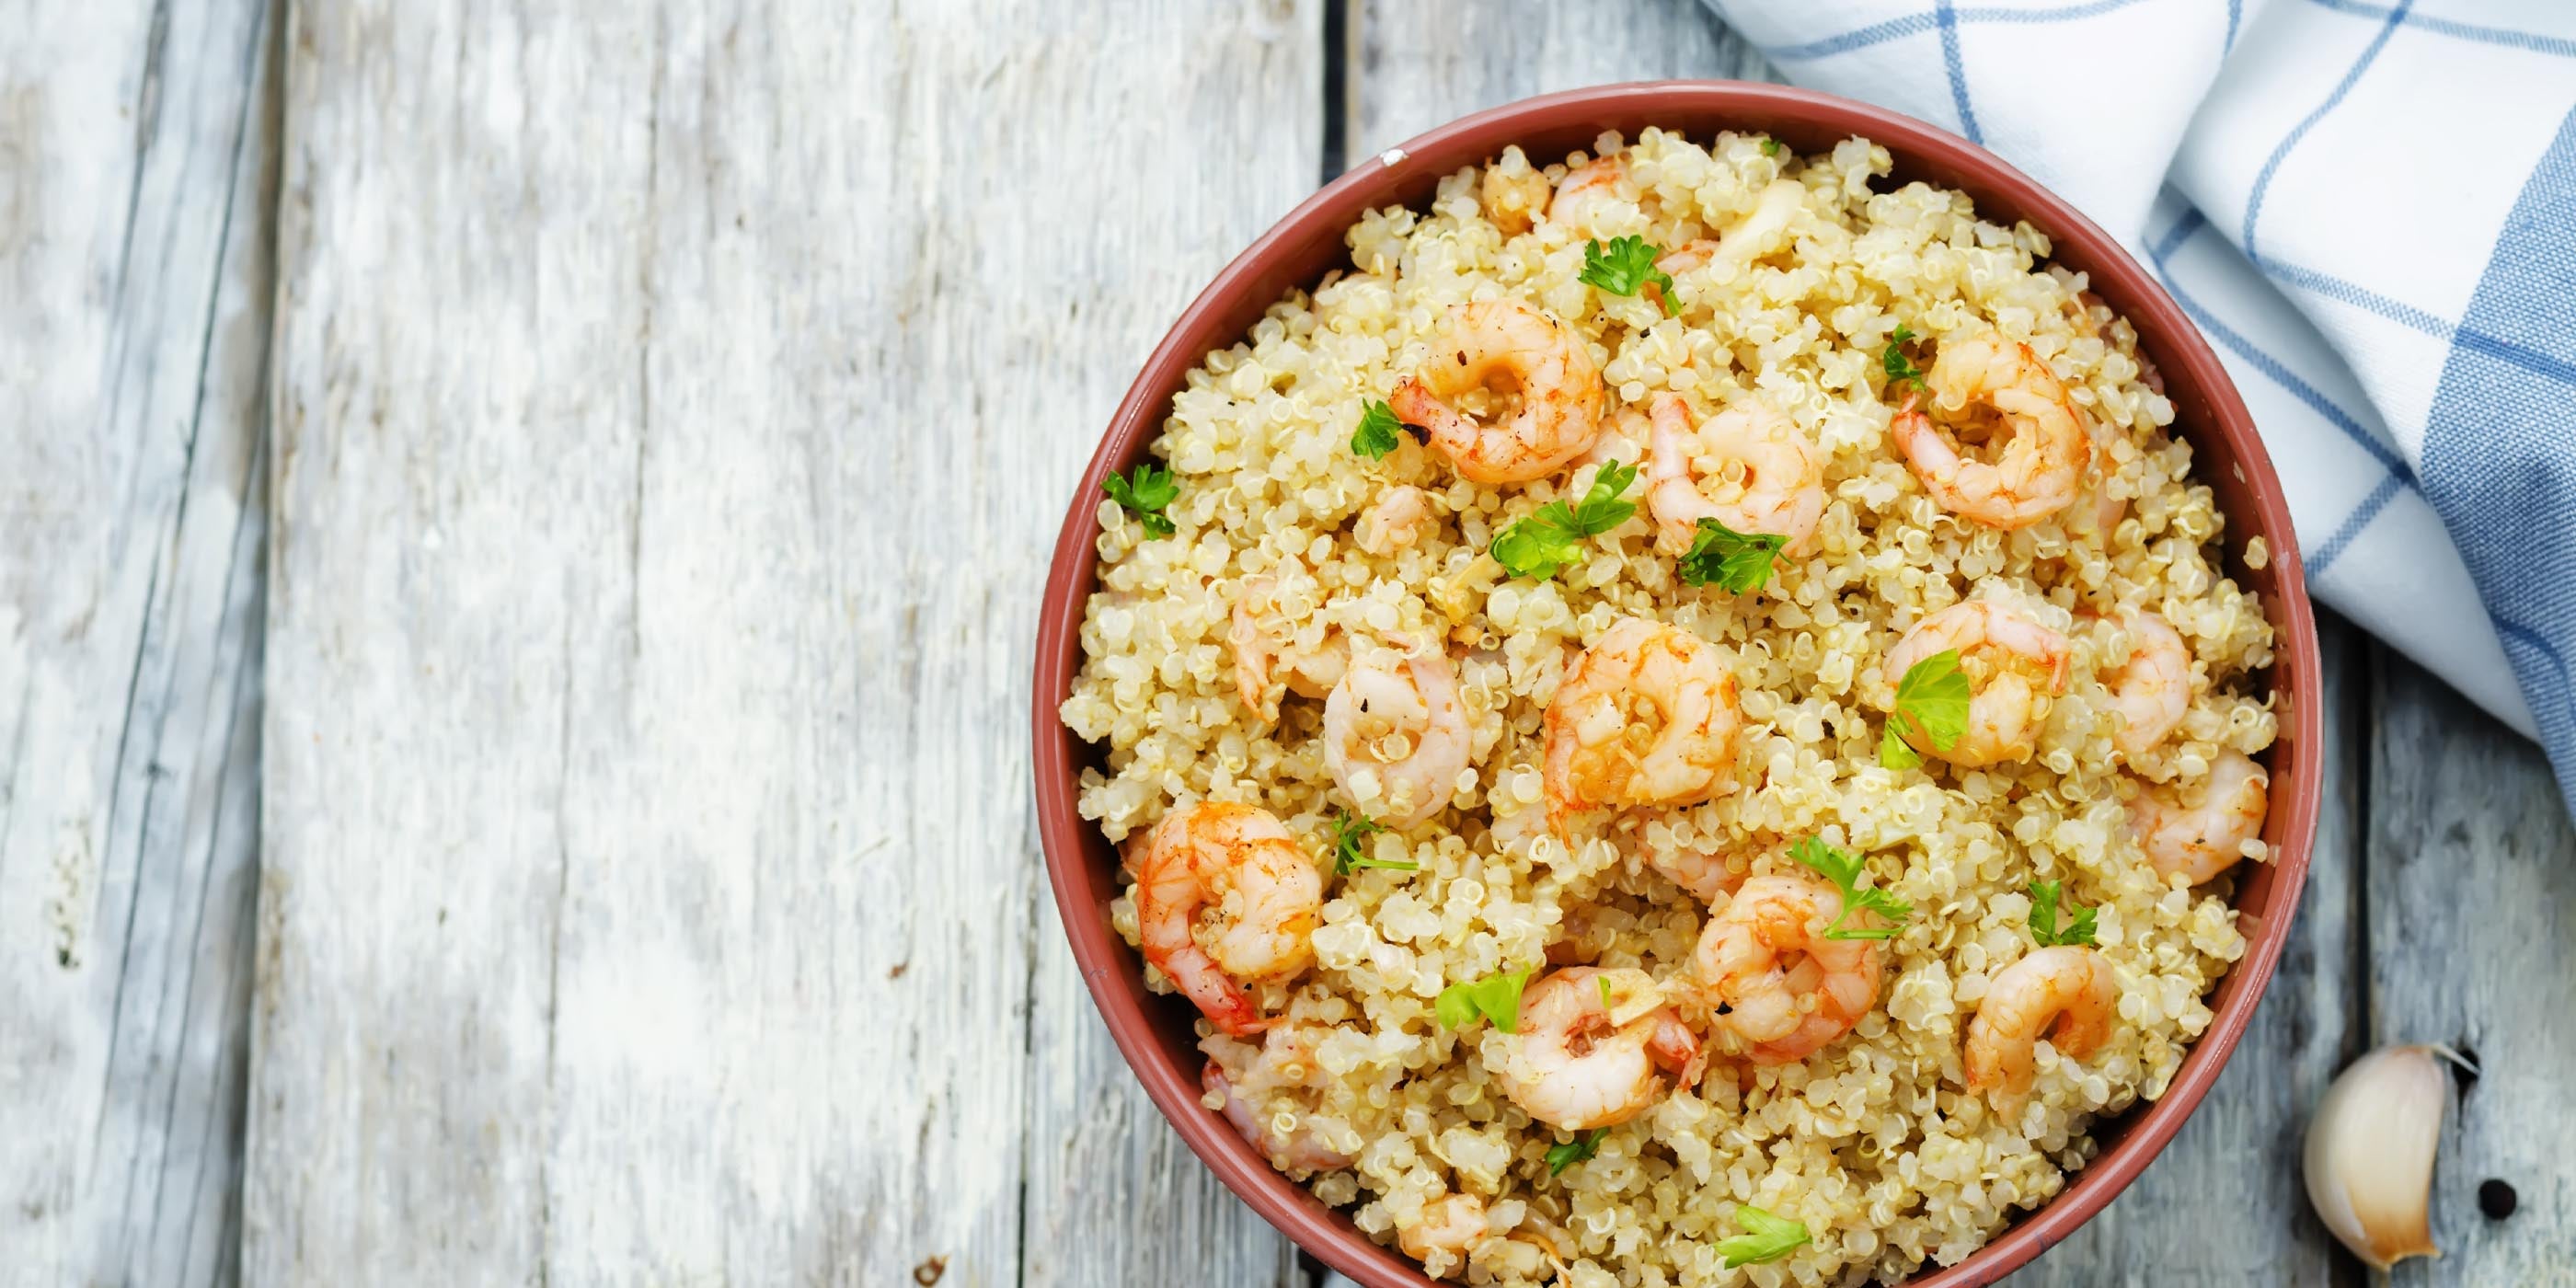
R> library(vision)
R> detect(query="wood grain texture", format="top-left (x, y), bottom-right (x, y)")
top-left (1349, 0), bottom-right (1773, 166)
top-left (248, 2), bottom-right (1317, 1284)
top-left (0, 1), bottom-right (276, 1286)
top-left (2369, 652), bottom-right (2576, 1288)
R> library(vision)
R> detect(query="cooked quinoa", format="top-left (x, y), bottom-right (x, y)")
top-left (1059, 128), bottom-right (2275, 1287)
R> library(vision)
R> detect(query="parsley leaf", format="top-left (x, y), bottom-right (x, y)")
top-left (1545, 1128), bottom-right (1607, 1174)
top-left (1489, 461), bottom-right (1639, 580)
top-left (1788, 836), bottom-right (1912, 941)
top-left (1435, 969), bottom-right (1531, 1033)
top-left (2027, 880), bottom-right (2099, 947)
top-left (1597, 975), bottom-right (1615, 1009)
top-left (1678, 517), bottom-right (1788, 592)
top-left (1580, 236), bottom-right (1678, 316)
top-left (1331, 811), bottom-right (1416, 875)
top-left (1761, 137), bottom-right (1784, 157)
top-left (1101, 462), bottom-right (1179, 538)
top-left (1352, 399), bottom-right (1404, 460)
top-left (1881, 323), bottom-right (1926, 391)
top-left (1880, 648), bottom-right (1972, 769)
top-left (1716, 1205), bottom-right (1811, 1268)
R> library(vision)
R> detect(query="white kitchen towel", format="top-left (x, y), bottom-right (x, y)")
top-left (1701, 0), bottom-right (2576, 788)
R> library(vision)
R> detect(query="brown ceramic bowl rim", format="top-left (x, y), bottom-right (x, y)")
top-left (1031, 80), bottom-right (2320, 1288)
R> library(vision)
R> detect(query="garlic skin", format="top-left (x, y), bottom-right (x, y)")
top-left (2302, 1043), bottom-right (2465, 1270)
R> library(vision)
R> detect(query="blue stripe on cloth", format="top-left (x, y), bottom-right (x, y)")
top-left (2146, 211), bottom-right (2419, 482)
top-left (2419, 103), bottom-right (2576, 804)
top-left (2225, 0), bottom-right (2244, 52)
top-left (2260, 257), bottom-right (2456, 336)
top-left (1934, 0), bottom-right (1984, 144)
top-left (1766, 0), bottom-right (2152, 61)
top-left (2242, 0), bottom-right (2413, 260)
top-left (2306, 0), bottom-right (2576, 58)
top-left (2308, 471), bottom-right (2406, 575)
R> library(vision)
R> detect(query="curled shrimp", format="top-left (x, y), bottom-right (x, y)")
top-left (1892, 329), bottom-right (2092, 529)
top-left (2130, 750), bottom-right (2269, 884)
top-left (1398, 1193), bottom-right (1489, 1268)
top-left (1547, 156), bottom-right (1628, 236)
top-left (1965, 945), bottom-right (2119, 1113)
top-left (1136, 802), bottom-right (1322, 1036)
top-left (1323, 643), bottom-right (1472, 829)
top-left (1202, 1022), bottom-right (1354, 1175)
top-left (1494, 968), bottom-right (1702, 1131)
top-left (1353, 484), bottom-right (1436, 557)
top-left (1389, 300), bottom-right (1606, 484)
top-left (1885, 602), bottom-right (2072, 767)
top-left (2098, 611), bottom-right (2191, 757)
top-left (1543, 618), bottom-right (1743, 830)
top-left (1694, 875), bottom-right (1884, 1065)
top-left (1231, 575), bottom-right (1349, 723)
top-left (1658, 178), bottom-right (1805, 282)
top-left (1644, 391), bottom-right (1825, 559)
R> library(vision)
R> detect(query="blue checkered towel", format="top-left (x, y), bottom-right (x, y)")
top-left (1704, 0), bottom-right (2576, 800)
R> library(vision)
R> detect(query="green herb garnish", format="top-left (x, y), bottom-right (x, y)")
top-left (1761, 137), bottom-right (1784, 157)
top-left (1716, 1204), bottom-right (1811, 1267)
top-left (1881, 323), bottom-right (1926, 391)
top-left (1352, 399), bottom-right (1404, 460)
top-left (1678, 517), bottom-right (1788, 592)
top-left (1331, 811), bottom-right (1416, 874)
top-left (1788, 836), bottom-right (1912, 942)
top-left (1598, 975), bottom-right (1615, 1008)
top-left (1580, 236), bottom-right (1677, 316)
top-left (1101, 462), bottom-right (1179, 537)
top-left (1489, 461), bottom-right (1639, 580)
top-left (2027, 880), bottom-right (2099, 947)
top-left (1545, 1128), bottom-right (1608, 1174)
top-left (1879, 648), bottom-right (1972, 770)
top-left (1434, 969), bottom-right (1531, 1033)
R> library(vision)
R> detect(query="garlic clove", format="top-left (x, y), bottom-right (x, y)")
top-left (2302, 1043), bottom-right (2469, 1270)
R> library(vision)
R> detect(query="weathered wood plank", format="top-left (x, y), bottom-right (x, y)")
top-left (249, 2), bottom-right (1317, 1284)
top-left (1349, 0), bottom-right (1773, 167)
top-left (0, 1), bottom-right (276, 1285)
top-left (1341, 6), bottom-right (2350, 1282)
top-left (2014, 615), bottom-right (2363, 1287)
top-left (2368, 649), bottom-right (2576, 1287)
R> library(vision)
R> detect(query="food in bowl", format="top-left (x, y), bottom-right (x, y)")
top-left (1057, 126), bottom-right (2276, 1286)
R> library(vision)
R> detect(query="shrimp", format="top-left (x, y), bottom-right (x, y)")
top-left (1543, 618), bottom-right (1743, 830)
top-left (1230, 575), bottom-right (1349, 723)
top-left (1494, 968), bottom-right (1701, 1131)
top-left (2130, 750), bottom-right (2269, 884)
top-left (1136, 802), bottom-right (1323, 1036)
top-left (1202, 1021), bottom-right (1354, 1175)
top-left (2099, 612), bottom-right (2191, 757)
top-left (1388, 300), bottom-right (1606, 485)
top-left (1884, 602), bottom-right (2072, 767)
top-left (1694, 875), bottom-right (1884, 1064)
top-left (1398, 1194), bottom-right (1489, 1266)
top-left (1547, 156), bottom-right (1628, 236)
top-left (1892, 329), bottom-right (2092, 529)
top-left (1644, 391), bottom-right (1826, 559)
top-left (1481, 160), bottom-right (1551, 236)
top-left (1965, 945), bottom-right (2119, 1113)
top-left (1572, 404), bottom-right (1647, 471)
top-left (1323, 643), bottom-right (1472, 829)
top-left (1353, 484), bottom-right (1436, 557)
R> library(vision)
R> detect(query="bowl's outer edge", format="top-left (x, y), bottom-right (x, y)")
top-left (1031, 80), bottom-right (2322, 1288)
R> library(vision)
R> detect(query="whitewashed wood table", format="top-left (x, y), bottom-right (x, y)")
top-left (5, 2), bottom-right (2570, 1285)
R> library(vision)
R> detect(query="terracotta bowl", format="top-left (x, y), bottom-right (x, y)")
top-left (1030, 81), bottom-right (2319, 1288)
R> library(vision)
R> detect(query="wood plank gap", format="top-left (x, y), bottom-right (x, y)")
top-left (1320, 0), bottom-right (1349, 183)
